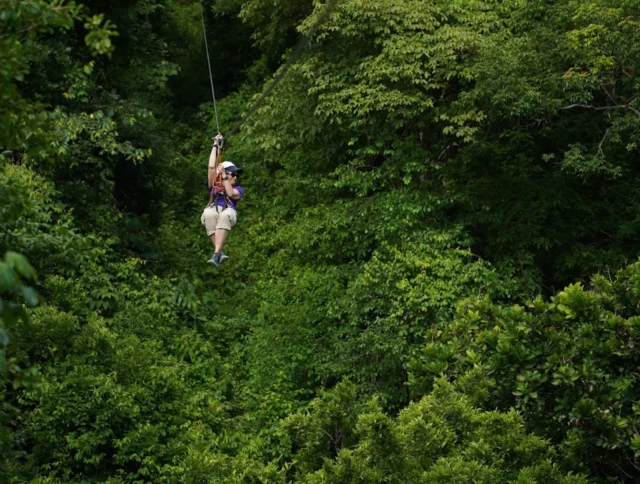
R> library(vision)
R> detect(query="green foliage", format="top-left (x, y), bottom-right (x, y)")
top-left (0, 0), bottom-right (117, 154)
top-left (0, 164), bottom-right (100, 279)
top-left (0, 251), bottom-right (38, 328)
top-left (0, 251), bottom-right (40, 480)
top-left (238, 0), bottom-right (640, 288)
top-left (4, 0), bottom-right (640, 482)
top-left (237, 227), bottom-right (514, 425)
top-left (0, 0), bottom-right (79, 154)
top-left (408, 261), bottom-right (640, 480)
top-left (3, 258), bottom-right (238, 482)
top-left (282, 379), bottom-right (586, 483)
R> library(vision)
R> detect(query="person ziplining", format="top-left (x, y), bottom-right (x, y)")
top-left (197, 0), bottom-right (338, 267)
top-left (201, 134), bottom-right (243, 266)
top-left (197, 1), bottom-right (243, 267)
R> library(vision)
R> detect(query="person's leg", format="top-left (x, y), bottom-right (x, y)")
top-left (214, 229), bottom-right (228, 253)
top-left (202, 208), bottom-right (220, 241)
top-left (213, 209), bottom-right (237, 262)
top-left (202, 208), bottom-right (221, 264)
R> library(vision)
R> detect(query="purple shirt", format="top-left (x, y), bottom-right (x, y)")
top-left (207, 184), bottom-right (244, 210)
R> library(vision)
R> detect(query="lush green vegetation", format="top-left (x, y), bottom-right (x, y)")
top-left (2, 0), bottom-right (640, 482)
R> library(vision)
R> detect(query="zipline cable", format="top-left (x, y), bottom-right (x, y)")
top-left (198, 0), bottom-right (221, 134)
top-left (229, 0), bottom-right (340, 135)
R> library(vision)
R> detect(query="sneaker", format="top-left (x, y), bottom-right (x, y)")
top-left (207, 252), bottom-right (221, 267)
top-left (219, 251), bottom-right (230, 264)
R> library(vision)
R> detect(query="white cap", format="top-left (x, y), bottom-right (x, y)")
top-left (222, 161), bottom-right (242, 172)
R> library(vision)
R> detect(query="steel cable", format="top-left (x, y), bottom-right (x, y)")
top-left (198, 0), bottom-right (221, 134)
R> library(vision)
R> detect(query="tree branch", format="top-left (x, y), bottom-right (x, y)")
top-left (598, 127), bottom-right (611, 158)
top-left (560, 104), bottom-right (622, 111)
top-left (560, 104), bottom-right (640, 120)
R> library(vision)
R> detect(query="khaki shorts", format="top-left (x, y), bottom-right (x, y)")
top-left (201, 206), bottom-right (237, 236)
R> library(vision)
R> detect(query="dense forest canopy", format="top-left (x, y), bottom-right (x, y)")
top-left (2, 0), bottom-right (640, 482)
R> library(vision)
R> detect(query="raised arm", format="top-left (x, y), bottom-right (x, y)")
top-left (208, 134), bottom-right (224, 186)
top-left (208, 143), bottom-right (218, 187)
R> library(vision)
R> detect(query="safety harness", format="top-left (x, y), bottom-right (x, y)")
top-left (208, 189), bottom-right (234, 211)
top-left (205, 135), bottom-right (234, 211)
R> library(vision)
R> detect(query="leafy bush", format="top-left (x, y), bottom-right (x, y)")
top-left (241, 229), bottom-right (514, 422)
top-left (0, 165), bottom-right (98, 277)
top-left (409, 261), bottom-right (640, 481)
top-left (0, 251), bottom-right (40, 480)
top-left (281, 379), bottom-right (586, 483)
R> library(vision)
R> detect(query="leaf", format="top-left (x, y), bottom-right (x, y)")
top-left (5, 251), bottom-right (36, 280)
top-left (0, 262), bottom-right (18, 291)
top-left (20, 286), bottom-right (39, 307)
